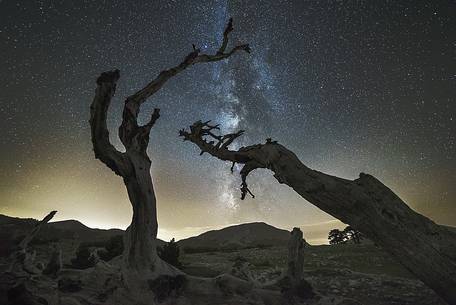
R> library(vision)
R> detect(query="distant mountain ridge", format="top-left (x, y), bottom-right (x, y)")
top-left (2, 214), bottom-right (454, 252)
top-left (48, 219), bottom-right (124, 241)
top-left (178, 222), bottom-right (306, 251)
top-left (0, 214), bottom-right (304, 252)
top-left (0, 214), bottom-right (123, 243)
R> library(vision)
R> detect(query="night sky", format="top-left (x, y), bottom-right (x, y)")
top-left (1, 0), bottom-right (455, 244)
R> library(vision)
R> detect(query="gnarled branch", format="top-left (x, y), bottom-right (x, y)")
top-left (118, 18), bottom-right (250, 153)
top-left (89, 70), bottom-right (129, 176)
top-left (90, 18), bottom-right (251, 173)
top-left (179, 120), bottom-right (269, 199)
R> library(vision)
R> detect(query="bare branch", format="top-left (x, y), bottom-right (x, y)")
top-left (230, 161), bottom-right (236, 173)
top-left (179, 120), bottom-right (268, 199)
top-left (119, 18), bottom-right (250, 153)
top-left (143, 108), bottom-right (161, 131)
top-left (90, 19), bottom-right (250, 175)
top-left (220, 130), bottom-right (245, 149)
top-left (89, 70), bottom-right (129, 176)
top-left (240, 161), bottom-right (261, 199)
top-left (218, 17), bottom-right (233, 54)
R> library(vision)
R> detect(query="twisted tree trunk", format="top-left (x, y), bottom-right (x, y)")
top-left (179, 121), bottom-right (456, 305)
top-left (89, 19), bottom-right (250, 277)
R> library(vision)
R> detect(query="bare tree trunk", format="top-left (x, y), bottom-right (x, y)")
top-left (19, 211), bottom-right (57, 251)
top-left (89, 19), bottom-right (250, 277)
top-left (123, 173), bottom-right (158, 270)
top-left (9, 211), bottom-right (57, 274)
top-left (286, 228), bottom-right (305, 285)
top-left (180, 121), bottom-right (456, 305)
top-left (281, 227), bottom-right (314, 301)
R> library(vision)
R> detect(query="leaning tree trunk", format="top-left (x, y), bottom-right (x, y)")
top-left (180, 121), bottom-right (456, 305)
top-left (89, 19), bottom-right (250, 277)
top-left (9, 211), bottom-right (57, 274)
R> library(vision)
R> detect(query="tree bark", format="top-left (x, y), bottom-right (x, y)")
top-left (89, 18), bottom-right (250, 276)
top-left (179, 121), bottom-right (456, 305)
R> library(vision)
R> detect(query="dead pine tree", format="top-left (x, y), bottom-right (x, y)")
top-left (179, 120), bottom-right (456, 305)
top-left (89, 18), bottom-right (250, 279)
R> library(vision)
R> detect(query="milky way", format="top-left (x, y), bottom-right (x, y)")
top-left (1, 0), bottom-right (455, 243)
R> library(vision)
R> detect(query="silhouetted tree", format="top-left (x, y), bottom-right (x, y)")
top-left (157, 238), bottom-right (182, 269)
top-left (328, 229), bottom-right (347, 245)
top-left (328, 226), bottom-right (363, 245)
top-left (89, 18), bottom-right (249, 277)
top-left (343, 226), bottom-right (363, 244)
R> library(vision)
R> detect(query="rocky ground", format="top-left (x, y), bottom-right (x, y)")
top-left (0, 215), bottom-right (447, 305)
top-left (181, 244), bottom-right (445, 305)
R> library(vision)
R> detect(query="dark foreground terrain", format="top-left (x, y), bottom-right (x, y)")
top-left (181, 244), bottom-right (443, 305)
top-left (0, 214), bottom-right (445, 305)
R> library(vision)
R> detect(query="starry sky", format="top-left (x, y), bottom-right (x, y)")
top-left (1, 0), bottom-right (455, 244)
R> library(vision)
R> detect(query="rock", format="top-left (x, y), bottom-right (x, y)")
top-left (215, 274), bottom-right (254, 296)
top-left (230, 256), bottom-right (256, 283)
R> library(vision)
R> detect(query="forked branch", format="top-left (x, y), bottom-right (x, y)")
top-left (118, 18), bottom-right (250, 153)
top-left (180, 120), bottom-right (274, 199)
top-left (90, 18), bottom-right (250, 176)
